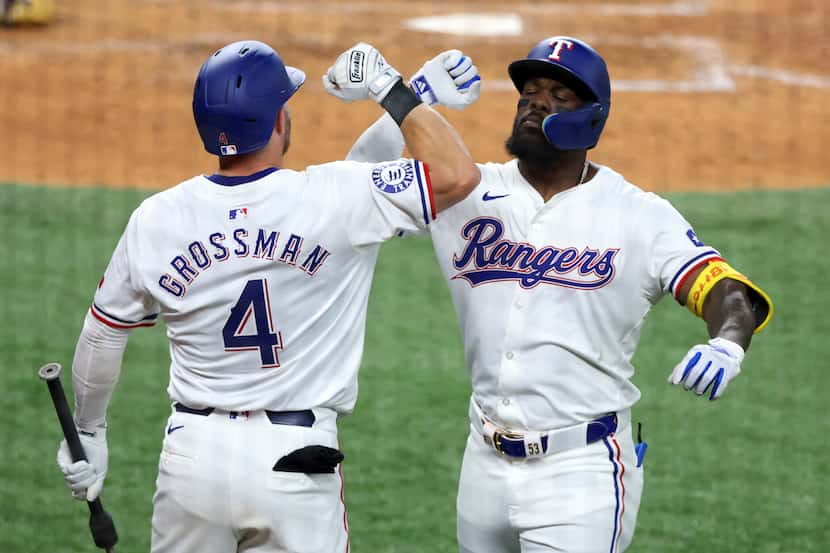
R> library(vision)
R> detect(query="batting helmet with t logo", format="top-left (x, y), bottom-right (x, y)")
top-left (192, 40), bottom-right (305, 156)
top-left (508, 37), bottom-right (611, 150)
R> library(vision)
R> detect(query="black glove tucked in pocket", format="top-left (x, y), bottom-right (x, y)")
top-left (273, 445), bottom-right (345, 474)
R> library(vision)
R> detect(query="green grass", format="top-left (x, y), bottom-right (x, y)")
top-left (1, 183), bottom-right (826, 552)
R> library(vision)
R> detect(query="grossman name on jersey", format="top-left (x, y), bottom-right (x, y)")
top-left (451, 217), bottom-right (618, 289)
top-left (158, 228), bottom-right (331, 297)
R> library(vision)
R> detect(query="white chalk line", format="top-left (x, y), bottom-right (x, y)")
top-left (586, 33), bottom-right (735, 92)
top-left (728, 64), bottom-right (830, 89)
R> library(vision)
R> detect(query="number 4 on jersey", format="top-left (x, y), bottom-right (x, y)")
top-left (222, 279), bottom-right (284, 368)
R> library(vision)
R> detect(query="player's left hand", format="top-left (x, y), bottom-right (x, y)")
top-left (409, 49), bottom-right (481, 110)
top-left (56, 426), bottom-right (108, 501)
top-left (668, 337), bottom-right (744, 400)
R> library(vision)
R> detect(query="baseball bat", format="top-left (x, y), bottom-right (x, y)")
top-left (38, 362), bottom-right (118, 553)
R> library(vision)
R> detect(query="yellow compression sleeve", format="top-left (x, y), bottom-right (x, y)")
top-left (686, 260), bottom-right (773, 333)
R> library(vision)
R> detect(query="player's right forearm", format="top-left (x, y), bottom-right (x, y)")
top-left (399, 103), bottom-right (480, 212)
top-left (71, 312), bottom-right (130, 430)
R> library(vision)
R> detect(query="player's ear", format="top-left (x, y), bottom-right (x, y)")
top-left (276, 107), bottom-right (288, 135)
top-left (277, 107), bottom-right (292, 155)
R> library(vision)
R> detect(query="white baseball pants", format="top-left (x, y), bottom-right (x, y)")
top-left (457, 414), bottom-right (644, 553)
top-left (150, 406), bottom-right (349, 553)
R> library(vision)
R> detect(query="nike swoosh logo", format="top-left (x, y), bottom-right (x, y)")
top-left (167, 424), bottom-right (185, 435)
top-left (482, 192), bottom-right (510, 201)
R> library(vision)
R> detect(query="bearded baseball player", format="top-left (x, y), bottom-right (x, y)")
top-left (54, 40), bottom-right (480, 553)
top-left (348, 36), bottom-right (774, 553)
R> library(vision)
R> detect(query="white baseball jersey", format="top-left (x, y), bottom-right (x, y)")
top-left (89, 160), bottom-right (435, 413)
top-left (427, 159), bottom-right (720, 430)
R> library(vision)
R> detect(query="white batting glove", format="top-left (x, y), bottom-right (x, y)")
top-left (56, 426), bottom-right (108, 501)
top-left (668, 337), bottom-right (745, 401)
top-left (409, 50), bottom-right (481, 110)
top-left (322, 42), bottom-right (402, 104)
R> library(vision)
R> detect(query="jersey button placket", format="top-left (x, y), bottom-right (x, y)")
top-left (497, 210), bottom-right (534, 423)
top-left (498, 300), bottom-right (524, 421)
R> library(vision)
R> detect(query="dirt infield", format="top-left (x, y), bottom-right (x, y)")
top-left (1, 0), bottom-right (827, 191)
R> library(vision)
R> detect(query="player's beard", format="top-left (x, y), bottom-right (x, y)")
top-left (505, 117), bottom-right (558, 166)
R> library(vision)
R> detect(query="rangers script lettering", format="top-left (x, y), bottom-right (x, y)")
top-left (452, 217), bottom-right (618, 289)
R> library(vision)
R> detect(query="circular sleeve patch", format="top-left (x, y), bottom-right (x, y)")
top-left (371, 160), bottom-right (415, 194)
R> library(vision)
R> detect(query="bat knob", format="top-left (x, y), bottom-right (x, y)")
top-left (38, 362), bottom-right (62, 381)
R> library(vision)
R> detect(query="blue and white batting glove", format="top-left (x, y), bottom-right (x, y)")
top-left (409, 49), bottom-right (481, 110)
top-left (56, 425), bottom-right (108, 501)
top-left (668, 337), bottom-right (744, 401)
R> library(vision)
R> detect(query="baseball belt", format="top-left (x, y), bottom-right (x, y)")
top-left (174, 403), bottom-right (315, 427)
top-left (470, 399), bottom-right (627, 458)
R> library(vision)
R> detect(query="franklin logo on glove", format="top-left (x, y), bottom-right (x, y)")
top-left (349, 50), bottom-right (365, 82)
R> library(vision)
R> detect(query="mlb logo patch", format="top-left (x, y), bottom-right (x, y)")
top-left (229, 207), bottom-right (248, 220)
top-left (220, 144), bottom-right (238, 156)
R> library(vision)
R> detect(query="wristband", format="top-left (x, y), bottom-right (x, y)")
top-left (380, 79), bottom-right (423, 126)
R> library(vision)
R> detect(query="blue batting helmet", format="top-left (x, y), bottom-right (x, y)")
top-left (508, 36), bottom-right (610, 150)
top-left (193, 40), bottom-right (305, 156)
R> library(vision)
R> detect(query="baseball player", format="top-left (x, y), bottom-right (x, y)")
top-left (54, 40), bottom-right (481, 553)
top-left (348, 36), bottom-right (774, 553)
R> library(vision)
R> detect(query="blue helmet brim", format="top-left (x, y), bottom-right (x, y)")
top-left (508, 59), bottom-right (597, 102)
top-left (285, 66), bottom-right (306, 96)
